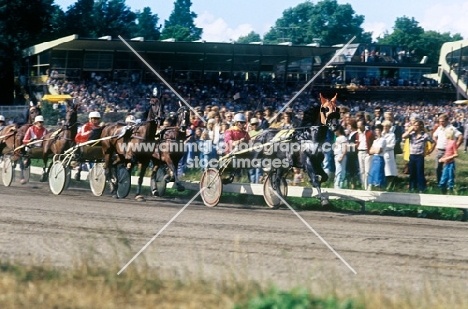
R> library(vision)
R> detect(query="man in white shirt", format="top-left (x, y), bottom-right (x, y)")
top-left (433, 114), bottom-right (463, 184)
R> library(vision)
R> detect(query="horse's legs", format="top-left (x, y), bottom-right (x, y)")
top-left (303, 154), bottom-right (330, 207)
top-left (40, 155), bottom-right (48, 182)
top-left (135, 158), bottom-right (149, 200)
top-left (165, 156), bottom-right (185, 191)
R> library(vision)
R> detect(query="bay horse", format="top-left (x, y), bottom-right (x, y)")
top-left (40, 100), bottom-right (79, 181)
top-left (0, 106), bottom-right (41, 160)
top-left (231, 93), bottom-right (341, 206)
top-left (99, 97), bottom-right (159, 200)
top-left (150, 104), bottom-right (190, 196)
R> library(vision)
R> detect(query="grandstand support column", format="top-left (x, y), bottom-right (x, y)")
top-left (457, 43), bottom-right (463, 100)
top-left (283, 54), bottom-right (289, 84)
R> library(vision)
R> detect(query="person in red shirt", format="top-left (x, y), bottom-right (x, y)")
top-left (21, 115), bottom-right (48, 184)
top-left (23, 115), bottom-right (48, 147)
top-left (221, 113), bottom-right (251, 184)
top-left (223, 113), bottom-right (251, 154)
top-left (75, 111), bottom-right (101, 143)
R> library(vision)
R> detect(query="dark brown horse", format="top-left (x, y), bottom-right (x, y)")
top-left (40, 100), bottom-right (79, 181)
top-left (99, 97), bottom-right (160, 200)
top-left (0, 106), bottom-right (41, 160)
top-left (231, 93), bottom-right (341, 207)
top-left (150, 105), bottom-right (191, 195)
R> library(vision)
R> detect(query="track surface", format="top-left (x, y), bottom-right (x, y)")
top-left (1, 177), bottom-right (468, 294)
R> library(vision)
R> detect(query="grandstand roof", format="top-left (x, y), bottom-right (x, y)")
top-left (22, 34), bottom-right (338, 59)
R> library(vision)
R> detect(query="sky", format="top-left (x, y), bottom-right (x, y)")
top-left (55, 0), bottom-right (468, 42)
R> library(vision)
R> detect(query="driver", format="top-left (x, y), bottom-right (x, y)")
top-left (0, 115), bottom-right (5, 132)
top-left (23, 115), bottom-right (48, 148)
top-left (223, 113), bottom-right (251, 154)
top-left (75, 111), bottom-right (102, 143)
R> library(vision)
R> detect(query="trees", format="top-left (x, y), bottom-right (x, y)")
top-left (0, 0), bottom-right (57, 104)
top-left (133, 7), bottom-right (161, 41)
top-left (236, 31), bottom-right (262, 44)
top-left (161, 0), bottom-right (202, 41)
top-left (263, 0), bottom-right (371, 45)
top-left (64, 0), bottom-right (96, 38)
top-left (93, 0), bottom-right (136, 38)
top-left (378, 16), bottom-right (462, 65)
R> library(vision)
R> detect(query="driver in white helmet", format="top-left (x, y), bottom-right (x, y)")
top-left (0, 115), bottom-right (5, 132)
top-left (125, 115), bottom-right (136, 125)
top-left (75, 111), bottom-right (102, 143)
top-left (223, 113), bottom-right (251, 154)
top-left (23, 115), bottom-right (48, 147)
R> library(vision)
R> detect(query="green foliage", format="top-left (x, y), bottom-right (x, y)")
top-left (377, 16), bottom-right (462, 64)
top-left (64, 0), bottom-right (96, 38)
top-left (237, 32), bottom-right (262, 44)
top-left (40, 101), bottom-right (62, 126)
top-left (93, 0), bottom-right (136, 38)
top-left (234, 286), bottom-right (362, 309)
top-left (263, 0), bottom-right (371, 45)
top-left (133, 7), bottom-right (161, 41)
top-left (161, 0), bottom-right (202, 41)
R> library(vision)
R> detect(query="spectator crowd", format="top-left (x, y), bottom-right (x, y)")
top-left (8, 74), bottom-right (468, 193)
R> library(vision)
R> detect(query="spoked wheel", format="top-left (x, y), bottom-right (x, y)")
top-left (116, 165), bottom-right (131, 199)
top-left (49, 161), bottom-right (69, 195)
top-left (2, 157), bottom-right (14, 187)
top-left (150, 166), bottom-right (167, 197)
top-left (200, 168), bottom-right (222, 207)
top-left (89, 163), bottom-right (106, 196)
top-left (263, 171), bottom-right (288, 209)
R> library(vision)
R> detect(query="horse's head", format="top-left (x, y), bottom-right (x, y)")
top-left (320, 93), bottom-right (341, 132)
top-left (29, 106), bottom-right (41, 124)
top-left (64, 100), bottom-right (78, 127)
top-left (176, 103), bottom-right (190, 131)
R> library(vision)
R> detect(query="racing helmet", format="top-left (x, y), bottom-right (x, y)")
top-left (125, 115), bottom-right (136, 124)
top-left (34, 115), bottom-right (44, 123)
top-left (89, 111), bottom-right (101, 119)
top-left (233, 113), bottom-right (246, 123)
top-left (0, 115), bottom-right (5, 121)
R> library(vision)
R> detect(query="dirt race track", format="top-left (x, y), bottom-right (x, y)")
top-left (1, 178), bottom-right (468, 296)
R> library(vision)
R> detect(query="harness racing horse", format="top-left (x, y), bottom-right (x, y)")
top-left (150, 104), bottom-right (190, 196)
top-left (252, 93), bottom-right (341, 207)
top-left (99, 97), bottom-right (159, 200)
top-left (40, 100), bottom-right (79, 182)
top-left (0, 106), bottom-right (42, 165)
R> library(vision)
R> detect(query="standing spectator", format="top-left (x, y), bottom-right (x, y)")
top-left (367, 124), bottom-right (386, 190)
top-left (463, 116), bottom-right (468, 153)
top-left (356, 119), bottom-right (375, 190)
top-left (432, 114), bottom-right (463, 184)
top-left (248, 118), bottom-right (263, 184)
top-left (333, 126), bottom-right (348, 189)
top-left (402, 120), bottom-right (435, 192)
top-left (372, 106), bottom-right (384, 128)
top-left (384, 112), bottom-right (403, 156)
top-left (382, 120), bottom-right (398, 189)
top-left (292, 167), bottom-right (304, 186)
top-left (345, 119), bottom-right (360, 189)
top-left (438, 128), bottom-right (458, 194)
top-left (280, 111), bottom-right (294, 129)
top-left (216, 122), bottom-right (230, 156)
top-left (255, 109), bottom-right (269, 130)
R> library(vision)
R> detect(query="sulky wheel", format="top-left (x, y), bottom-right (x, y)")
top-left (116, 165), bottom-right (131, 199)
top-left (2, 156), bottom-right (14, 187)
top-left (200, 168), bottom-right (222, 207)
top-left (150, 166), bottom-right (167, 197)
top-left (263, 171), bottom-right (288, 209)
top-left (89, 163), bottom-right (107, 196)
top-left (48, 161), bottom-right (68, 195)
